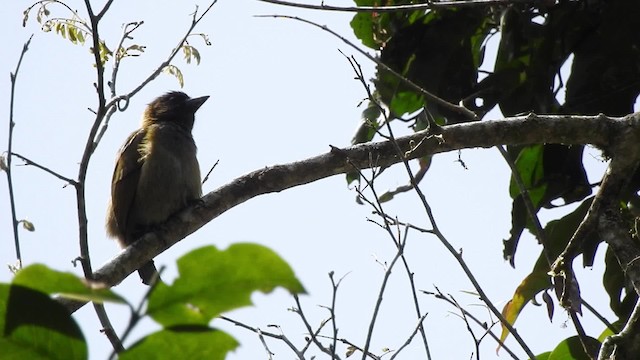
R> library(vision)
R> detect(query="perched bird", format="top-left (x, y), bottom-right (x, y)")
top-left (106, 91), bottom-right (209, 285)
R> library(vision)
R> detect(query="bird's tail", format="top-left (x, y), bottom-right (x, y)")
top-left (138, 260), bottom-right (161, 285)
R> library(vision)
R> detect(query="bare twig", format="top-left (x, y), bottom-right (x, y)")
top-left (107, 267), bottom-right (166, 360)
top-left (423, 288), bottom-right (520, 359)
top-left (92, 21), bottom-right (144, 146)
top-left (293, 294), bottom-right (338, 359)
top-left (259, 0), bottom-right (537, 12)
top-left (347, 163), bottom-right (410, 359)
top-left (202, 159), bottom-right (219, 185)
top-left (328, 272), bottom-right (340, 359)
top-left (256, 15), bottom-right (477, 121)
top-left (397, 244), bottom-right (432, 358)
top-left (11, 152), bottom-right (77, 186)
top-left (106, 1), bottom-right (218, 111)
top-left (389, 314), bottom-right (429, 360)
top-left (341, 50), bottom-right (537, 358)
top-left (582, 299), bottom-right (617, 334)
top-left (6, 34), bottom-right (34, 266)
top-left (219, 316), bottom-right (305, 358)
top-left (450, 294), bottom-right (481, 360)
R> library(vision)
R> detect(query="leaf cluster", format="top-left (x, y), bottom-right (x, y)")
top-left (0, 244), bottom-right (305, 359)
top-left (349, 0), bottom-right (640, 356)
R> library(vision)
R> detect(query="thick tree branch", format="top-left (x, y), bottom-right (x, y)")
top-left (598, 206), bottom-right (640, 359)
top-left (58, 112), bottom-right (638, 313)
top-left (550, 112), bottom-right (640, 307)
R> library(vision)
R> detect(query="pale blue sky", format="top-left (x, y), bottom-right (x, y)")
top-left (0, 1), bottom-right (622, 359)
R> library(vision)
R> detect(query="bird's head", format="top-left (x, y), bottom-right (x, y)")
top-left (142, 91), bottom-right (209, 131)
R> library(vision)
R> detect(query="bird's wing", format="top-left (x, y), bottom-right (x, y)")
top-left (110, 129), bottom-right (147, 238)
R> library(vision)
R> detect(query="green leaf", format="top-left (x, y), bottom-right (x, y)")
top-left (350, 12), bottom-right (378, 50)
top-left (0, 284), bottom-right (87, 360)
top-left (533, 351), bottom-right (551, 360)
top-left (597, 321), bottom-right (622, 343)
top-left (389, 91), bottom-right (424, 118)
top-left (508, 144), bottom-right (545, 203)
top-left (12, 264), bottom-right (124, 304)
top-left (351, 101), bottom-right (381, 145)
top-left (547, 336), bottom-right (600, 360)
top-left (147, 243), bottom-right (305, 326)
top-left (120, 325), bottom-right (237, 360)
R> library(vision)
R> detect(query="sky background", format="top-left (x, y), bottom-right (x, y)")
top-left (0, 0), bottom-right (632, 359)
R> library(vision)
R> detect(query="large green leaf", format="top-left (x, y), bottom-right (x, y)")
top-left (121, 325), bottom-right (237, 360)
top-left (547, 336), bottom-right (600, 360)
top-left (0, 284), bottom-right (86, 360)
top-left (12, 264), bottom-right (124, 304)
top-left (147, 243), bottom-right (305, 326)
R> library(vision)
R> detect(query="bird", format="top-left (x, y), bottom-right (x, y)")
top-left (105, 91), bottom-right (209, 285)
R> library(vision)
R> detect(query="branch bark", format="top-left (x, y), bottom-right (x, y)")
top-left (58, 112), bottom-right (639, 313)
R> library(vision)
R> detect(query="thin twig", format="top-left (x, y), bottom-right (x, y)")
top-left (388, 313), bottom-right (429, 360)
top-left (80, 0), bottom-right (121, 353)
top-left (256, 15), bottom-right (477, 121)
top-left (12, 152), bottom-right (78, 186)
top-left (424, 288), bottom-right (520, 359)
top-left (349, 165), bottom-right (409, 359)
top-left (219, 316), bottom-right (305, 358)
top-left (6, 34), bottom-right (34, 267)
top-left (498, 145), bottom-right (592, 354)
top-left (202, 159), bottom-right (219, 185)
top-left (450, 294), bottom-right (480, 360)
top-left (328, 272), bottom-right (340, 359)
top-left (293, 294), bottom-right (339, 359)
top-left (257, 328), bottom-right (275, 360)
top-left (105, 1), bottom-right (218, 112)
top-left (259, 0), bottom-right (538, 12)
top-left (344, 52), bottom-right (536, 358)
top-left (107, 267), bottom-right (164, 360)
top-left (397, 238), bottom-right (432, 359)
top-left (582, 299), bottom-right (617, 333)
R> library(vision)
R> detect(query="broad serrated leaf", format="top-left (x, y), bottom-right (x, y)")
top-left (0, 284), bottom-right (87, 360)
top-left (147, 243), bottom-right (305, 327)
top-left (350, 12), bottom-right (378, 50)
top-left (121, 325), bottom-right (237, 360)
top-left (12, 264), bottom-right (124, 304)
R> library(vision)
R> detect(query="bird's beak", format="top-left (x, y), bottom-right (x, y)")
top-left (187, 95), bottom-right (210, 112)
